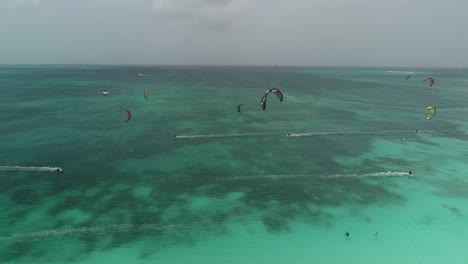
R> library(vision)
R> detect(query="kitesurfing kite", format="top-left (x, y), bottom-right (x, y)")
top-left (426, 106), bottom-right (436, 120)
top-left (121, 109), bottom-right (131, 122)
top-left (424, 77), bottom-right (435, 86)
top-left (237, 104), bottom-right (245, 113)
top-left (261, 88), bottom-right (283, 110)
top-left (405, 72), bottom-right (413, 80)
top-left (144, 91), bottom-right (150, 100)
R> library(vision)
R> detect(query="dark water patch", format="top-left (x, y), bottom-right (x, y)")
top-left (10, 189), bottom-right (42, 206)
top-left (420, 214), bottom-right (437, 225)
top-left (440, 204), bottom-right (462, 216)
top-left (48, 195), bottom-right (93, 217)
top-left (432, 177), bottom-right (468, 199)
top-left (262, 214), bottom-right (290, 233)
top-left (0, 241), bottom-right (33, 263)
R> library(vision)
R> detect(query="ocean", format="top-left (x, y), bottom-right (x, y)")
top-left (0, 65), bottom-right (467, 263)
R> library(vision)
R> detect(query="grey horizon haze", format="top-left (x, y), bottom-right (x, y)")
top-left (1, 0), bottom-right (467, 67)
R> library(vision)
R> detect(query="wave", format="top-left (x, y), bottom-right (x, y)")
top-left (0, 166), bottom-right (63, 172)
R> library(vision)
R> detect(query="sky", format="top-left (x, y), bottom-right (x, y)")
top-left (1, 0), bottom-right (467, 67)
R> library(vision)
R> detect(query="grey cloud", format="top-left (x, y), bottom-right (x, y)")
top-left (151, 0), bottom-right (245, 30)
top-left (1, 0), bottom-right (467, 66)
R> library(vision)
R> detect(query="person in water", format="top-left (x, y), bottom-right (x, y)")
top-left (345, 232), bottom-right (349, 237)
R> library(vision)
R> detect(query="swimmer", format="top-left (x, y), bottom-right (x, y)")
top-left (345, 232), bottom-right (349, 237)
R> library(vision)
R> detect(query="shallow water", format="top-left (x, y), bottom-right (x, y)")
top-left (1, 65), bottom-right (467, 263)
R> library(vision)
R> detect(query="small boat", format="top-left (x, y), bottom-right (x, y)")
top-left (102, 81), bottom-right (109, 95)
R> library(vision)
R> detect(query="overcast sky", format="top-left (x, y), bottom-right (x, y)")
top-left (1, 0), bottom-right (467, 67)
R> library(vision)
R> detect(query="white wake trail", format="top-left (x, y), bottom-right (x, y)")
top-left (288, 130), bottom-right (412, 137)
top-left (0, 166), bottom-right (63, 172)
top-left (175, 132), bottom-right (280, 139)
top-left (224, 171), bottom-right (412, 181)
top-left (0, 223), bottom-right (179, 243)
top-left (326, 171), bottom-right (412, 178)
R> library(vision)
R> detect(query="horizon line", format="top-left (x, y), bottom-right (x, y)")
top-left (0, 63), bottom-right (466, 69)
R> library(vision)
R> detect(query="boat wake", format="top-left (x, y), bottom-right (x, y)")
top-left (326, 171), bottom-right (412, 178)
top-left (0, 223), bottom-right (179, 243)
top-left (224, 171), bottom-right (412, 181)
top-left (175, 132), bottom-right (280, 139)
top-left (0, 166), bottom-right (63, 172)
top-left (288, 130), bottom-right (412, 137)
top-left (175, 129), bottom-right (417, 139)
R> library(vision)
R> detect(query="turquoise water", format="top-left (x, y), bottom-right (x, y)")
top-left (1, 65), bottom-right (468, 263)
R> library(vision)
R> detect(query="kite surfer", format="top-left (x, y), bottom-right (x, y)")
top-left (120, 109), bottom-right (131, 122)
top-left (409, 171), bottom-right (412, 175)
top-left (424, 77), bottom-right (435, 86)
top-left (261, 88), bottom-right (284, 110)
top-left (426, 106), bottom-right (436, 120)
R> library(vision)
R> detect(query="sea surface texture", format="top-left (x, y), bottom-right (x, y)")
top-left (1, 66), bottom-right (467, 263)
